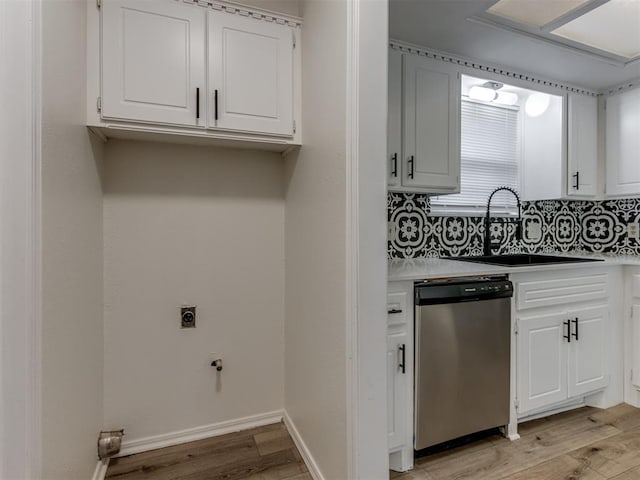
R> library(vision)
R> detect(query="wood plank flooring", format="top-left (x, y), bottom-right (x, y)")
top-left (105, 422), bottom-right (310, 480)
top-left (392, 404), bottom-right (640, 480)
top-left (106, 404), bottom-right (640, 480)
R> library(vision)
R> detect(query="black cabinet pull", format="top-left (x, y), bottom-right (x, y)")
top-left (387, 308), bottom-right (402, 315)
top-left (573, 171), bottom-right (580, 190)
top-left (214, 89), bottom-right (219, 121)
top-left (563, 319), bottom-right (571, 342)
top-left (408, 156), bottom-right (414, 179)
top-left (398, 344), bottom-right (406, 374)
top-left (391, 153), bottom-right (398, 177)
top-left (196, 88), bottom-right (200, 119)
top-left (572, 317), bottom-right (579, 341)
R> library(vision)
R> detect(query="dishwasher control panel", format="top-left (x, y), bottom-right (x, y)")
top-left (415, 276), bottom-right (513, 305)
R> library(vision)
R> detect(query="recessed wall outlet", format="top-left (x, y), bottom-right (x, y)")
top-left (388, 222), bottom-right (397, 239)
top-left (181, 305), bottom-right (196, 328)
top-left (526, 221), bottom-right (542, 241)
top-left (628, 223), bottom-right (639, 240)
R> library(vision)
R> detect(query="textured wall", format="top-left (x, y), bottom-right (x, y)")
top-left (103, 140), bottom-right (285, 442)
top-left (283, 0), bottom-right (349, 477)
top-left (41, 1), bottom-right (105, 478)
top-left (388, 192), bottom-right (640, 258)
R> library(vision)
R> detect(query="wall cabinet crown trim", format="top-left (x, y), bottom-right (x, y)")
top-left (601, 80), bottom-right (640, 97)
top-left (389, 40), bottom-right (598, 97)
top-left (177, 0), bottom-right (302, 27)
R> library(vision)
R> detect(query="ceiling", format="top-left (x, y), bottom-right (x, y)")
top-left (389, 0), bottom-right (640, 91)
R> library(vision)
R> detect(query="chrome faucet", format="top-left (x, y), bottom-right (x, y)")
top-left (484, 186), bottom-right (522, 256)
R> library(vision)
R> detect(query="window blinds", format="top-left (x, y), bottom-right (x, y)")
top-left (431, 99), bottom-right (521, 213)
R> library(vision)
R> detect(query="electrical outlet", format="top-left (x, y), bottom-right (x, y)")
top-left (181, 305), bottom-right (196, 328)
top-left (388, 222), bottom-right (397, 239)
top-left (526, 221), bottom-right (542, 241)
top-left (628, 223), bottom-right (639, 240)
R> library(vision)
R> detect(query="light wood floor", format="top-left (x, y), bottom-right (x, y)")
top-left (105, 404), bottom-right (640, 480)
top-left (105, 422), bottom-right (310, 480)
top-left (392, 404), bottom-right (640, 480)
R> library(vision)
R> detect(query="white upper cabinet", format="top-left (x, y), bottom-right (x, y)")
top-left (387, 49), bottom-right (402, 188)
top-left (208, 11), bottom-right (294, 136)
top-left (402, 54), bottom-right (460, 193)
top-left (606, 87), bottom-right (640, 197)
top-left (567, 94), bottom-right (597, 197)
top-left (102, 0), bottom-right (206, 126)
top-left (91, 0), bottom-right (301, 150)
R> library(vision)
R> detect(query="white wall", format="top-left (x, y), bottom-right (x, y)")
top-left (283, 0), bottom-right (349, 478)
top-left (40, 0), bottom-right (105, 478)
top-left (103, 140), bottom-right (285, 441)
top-left (1, 1), bottom-right (40, 478)
top-left (349, 0), bottom-right (390, 477)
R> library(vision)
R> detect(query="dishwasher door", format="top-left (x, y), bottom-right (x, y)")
top-left (414, 297), bottom-right (511, 450)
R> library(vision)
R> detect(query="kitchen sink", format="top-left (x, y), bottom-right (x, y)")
top-left (447, 254), bottom-right (604, 267)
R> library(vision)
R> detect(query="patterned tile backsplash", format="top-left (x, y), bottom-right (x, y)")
top-left (388, 192), bottom-right (640, 259)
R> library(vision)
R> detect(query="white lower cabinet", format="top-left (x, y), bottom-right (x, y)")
top-left (626, 270), bottom-right (640, 400)
top-left (386, 285), bottom-right (414, 472)
top-left (387, 328), bottom-right (407, 451)
top-left (514, 270), bottom-right (610, 417)
top-left (632, 303), bottom-right (640, 390)
top-left (567, 306), bottom-right (608, 397)
top-left (517, 310), bottom-right (569, 413)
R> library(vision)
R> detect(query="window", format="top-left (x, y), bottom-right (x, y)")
top-left (431, 99), bottom-right (521, 214)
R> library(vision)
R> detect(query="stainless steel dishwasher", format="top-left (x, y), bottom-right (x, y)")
top-left (414, 276), bottom-right (513, 450)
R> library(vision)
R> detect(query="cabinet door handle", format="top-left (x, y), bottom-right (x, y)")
top-left (398, 344), bottom-right (406, 374)
top-left (387, 308), bottom-right (402, 315)
top-left (196, 88), bottom-right (200, 119)
top-left (408, 156), bottom-right (414, 179)
top-left (572, 317), bottom-right (579, 341)
top-left (573, 171), bottom-right (580, 190)
top-left (563, 319), bottom-right (571, 343)
top-left (391, 153), bottom-right (398, 177)
top-left (214, 89), bottom-right (219, 121)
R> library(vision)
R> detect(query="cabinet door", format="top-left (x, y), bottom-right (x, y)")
top-left (567, 305), bottom-right (608, 397)
top-left (387, 49), bottom-right (402, 187)
top-left (387, 329), bottom-right (407, 452)
top-left (606, 88), bottom-right (640, 196)
top-left (567, 94), bottom-right (597, 197)
top-left (208, 11), bottom-right (293, 136)
top-left (633, 305), bottom-right (640, 388)
top-left (102, 0), bottom-right (206, 126)
top-left (403, 55), bottom-right (460, 191)
top-left (517, 311), bottom-right (568, 414)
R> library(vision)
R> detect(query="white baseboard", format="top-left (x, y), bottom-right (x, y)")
top-left (117, 410), bottom-right (283, 457)
top-left (91, 459), bottom-right (109, 480)
top-left (283, 410), bottom-right (324, 480)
